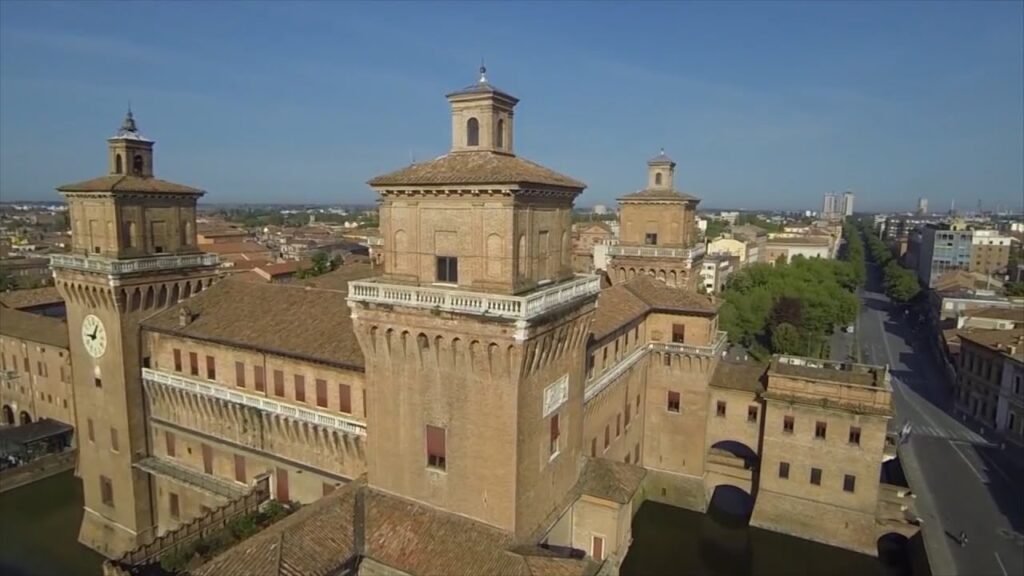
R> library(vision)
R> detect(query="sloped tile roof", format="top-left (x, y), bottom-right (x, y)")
top-left (0, 287), bottom-right (63, 310)
top-left (141, 275), bottom-right (366, 370)
top-left (580, 458), bottom-right (646, 504)
top-left (958, 328), bottom-right (1024, 362)
top-left (368, 151), bottom-right (585, 189)
top-left (618, 188), bottom-right (699, 202)
top-left (623, 275), bottom-right (720, 315)
top-left (56, 175), bottom-right (202, 195)
top-left (192, 480), bottom-right (599, 576)
top-left (0, 307), bottom-right (69, 348)
top-left (591, 283), bottom-right (650, 341)
top-left (710, 360), bottom-right (768, 393)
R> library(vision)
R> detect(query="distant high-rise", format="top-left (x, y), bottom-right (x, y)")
top-left (917, 197), bottom-right (928, 216)
top-left (822, 191), bottom-right (854, 220)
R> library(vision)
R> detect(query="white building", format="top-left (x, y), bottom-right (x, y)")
top-left (700, 255), bottom-right (734, 294)
top-left (592, 204), bottom-right (608, 215)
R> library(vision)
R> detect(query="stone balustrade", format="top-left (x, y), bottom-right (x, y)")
top-left (141, 368), bottom-right (366, 437)
top-left (50, 252), bottom-right (220, 275)
top-left (650, 331), bottom-right (728, 358)
top-left (607, 244), bottom-right (706, 260)
top-left (348, 274), bottom-right (601, 321)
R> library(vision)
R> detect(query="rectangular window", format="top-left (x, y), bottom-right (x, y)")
top-left (100, 475), bottom-right (114, 507)
top-left (604, 425), bottom-right (610, 450)
top-left (644, 233), bottom-right (657, 245)
top-left (843, 474), bottom-right (856, 493)
top-left (779, 461), bottom-right (790, 479)
top-left (636, 393), bottom-right (641, 416)
top-left (189, 352), bottom-right (199, 376)
top-left (716, 400), bottom-right (727, 417)
top-left (810, 467), bottom-right (822, 486)
top-left (672, 324), bottom-right (685, 344)
top-left (206, 356), bottom-right (216, 380)
top-left (36, 361), bottom-right (43, 376)
top-left (295, 375), bottom-right (306, 402)
top-left (426, 425), bottom-right (446, 470)
top-left (276, 467), bottom-right (289, 502)
top-left (625, 403), bottom-right (631, 428)
top-left (165, 431), bottom-right (176, 457)
top-left (235, 361), bottom-right (246, 388)
top-left (616, 414), bottom-right (622, 437)
top-left (173, 349), bottom-right (182, 372)
top-left (815, 421), bottom-right (827, 439)
top-left (23, 356), bottom-right (29, 373)
top-left (592, 535), bottom-right (605, 561)
top-left (783, 415), bottom-right (794, 434)
top-left (169, 492), bottom-right (180, 520)
top-left (142, 356), bottom-right (151, 369)
top-left (550, 414), bottom-right (560, 457)
top-left (634, 443), bottom-right (640, 463)
top-left (110, 428), bottom-right (119, 453)
top-left (202, 444), bottom-right (213, 475)
top-left (254, 366), bottom-right (265, 393)
top-left (339, 383), bottom-right (352, 414)
top-left (667, 391), bottom-right (681, 413)
top-left (848, 426), bottom-right (861, 446)
top-left (273, 370), bottom-right (285, 397)
top-left (316, 378), bottom-right (328, 408)
top-left (747, 405), bottom-right (758, 422)
top-left (436, 256), bottom-right (458, 284)
top-left (87, 418), bottom-right (95, 443)
top-left (591, 438), bottom-right (597, 458)
top-left (234, 454), bottom-right (246, 483)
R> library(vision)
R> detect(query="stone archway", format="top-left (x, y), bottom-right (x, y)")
top-left (1, 405), bottom-right (13, 425)
top-left (707, 484), bottom-right (753, 525)
top-left (19, 410), bottom-right (32, 425)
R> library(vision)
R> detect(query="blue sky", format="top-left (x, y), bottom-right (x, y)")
top-left (1, 1), bottom-right (1022, 212)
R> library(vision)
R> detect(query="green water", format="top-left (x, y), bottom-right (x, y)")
top-left (622, 501), bottom-right (905, 576)
top-left (0, 471), bottom-right (104, 576)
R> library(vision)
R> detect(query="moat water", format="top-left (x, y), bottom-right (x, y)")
top-left (0, 473), bottom-right (910, 576)
top-left (0, 471), bottom-right (103, 576)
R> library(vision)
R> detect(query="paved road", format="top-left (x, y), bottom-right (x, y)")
top-left (857, 263), bottom-right (1024, 576)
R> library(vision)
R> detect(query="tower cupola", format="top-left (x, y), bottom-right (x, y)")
top-left (108, 108), bottom-right (155, 177)
top-left (445, 65), bottom-right (518, 155)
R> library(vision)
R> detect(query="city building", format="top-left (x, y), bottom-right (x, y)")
top-left (700, 254), bottom-right (734, 294)
top-left (822, 191), bottom-right (854, 220)
top-left (969, 230), bottom-right (1013, 276)
top-left (22, 75), bottom-right (917, 571)
top-left (0, 256), bottom-right (53, 289)
top-left (955, 329), bottom-right (1024, 445)
top-left (706, 235), bottom-right (761, 266)
top-left (0, 307), bottom-right (74, 427)
top-left (763, 235), bottom-right (833, 264)
top-left (917, 197), bottom-right (928, 216)
top-left (916, 222), bottom-right (1013, 287)
top-left (572, 221), bottom-right (614, 273)
top-left (607, 151), bottom-right (704, 288)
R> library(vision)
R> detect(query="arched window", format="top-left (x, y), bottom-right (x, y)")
top-left (132, 155), bottom-right (144, 175)
top-left (496, 119), bottom-right (505, 148)
top-left (466, 118), bottom-right (479, 147)
top-left (115, 154), bottom-right (123, 174)
top-left (655, 172), bottom-right (663, 186)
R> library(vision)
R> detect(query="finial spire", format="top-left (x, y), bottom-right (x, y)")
top-left (120, 106), bottom-right (138, 134)
top-left (659, 147), bottom-right (665, 156)
top-left (479, 58), bottom-right (487, 83)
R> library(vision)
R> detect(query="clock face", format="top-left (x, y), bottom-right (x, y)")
top-left (81, 314), bottom-right (108, 359)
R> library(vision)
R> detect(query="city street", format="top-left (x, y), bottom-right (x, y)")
top-left (857, 263), bottom-right (1024, 576)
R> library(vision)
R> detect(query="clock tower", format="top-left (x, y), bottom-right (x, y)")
top-left (52, 110), bottom-right (220, 557)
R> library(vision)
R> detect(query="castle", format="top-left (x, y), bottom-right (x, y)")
top-left (0, 69), bottom-right (917, 574)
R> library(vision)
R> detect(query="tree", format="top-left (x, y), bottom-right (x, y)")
top-left (771, 323), bottom-right (803, 355)
top-left (770, 297), bottom-right (803, 329)
top-left (297, 251), bottom-right (334, 279)
top-left (883, 261), bottom-right (921, 303)
top-left (1004, 282), bottom-right (1024, 297)
top-left (704, 219), bottom-right (729, 240)
top-left (0, 270), bottom-right (13, 291)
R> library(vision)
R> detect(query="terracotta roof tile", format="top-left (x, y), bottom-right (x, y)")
top-left (710, 360), bottom-right (767, 393)
top-left (618, 188), bottom-right (699, 202)
top-left (963, 306), bottom-right (1024, 323)
top-left (368, 151), bottom-right (585, 189)
top-left (0, 287), bottom-right (63, 310)
top-left (580, 459), bottom-right (646, 504)
top-left (0, 307), bottom-right (69, 348)
top-left (56, 175), bottom-right (202, 195)
top-left (957, 328), bottom-right (1024, 362)
top-left (141, 276), bottom-right (364, 369)
top-left (591, 283), bottom-right (650, 341)
top-left (203, 242), bottom-right (268, 255)
top-left (193, 481), bottom-right (599, 576)
top-left (623, 275), bottom-right (720, 315)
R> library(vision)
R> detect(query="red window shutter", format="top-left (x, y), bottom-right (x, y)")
top-left (173, 349), bottom-right (182, 372)
top-left (295, 375), bottom-right (305, 402)
top-left (426, 425), bottom-right (446, 457)
top-left (316, 379), bottom-right (327, 408)
top-left (206, 356), bottom-right (216, 380)
top-left (339, 384), bottom-right (352, 414)
top-left (235, 361), bottom-right (245, 388)
top-left (550, 414), bottom-right (560, 455)
top-left (274, 370), bottom-right (285, 397)
top-left (254, 366), bottom-right (265, 392)
top-left (189, 352), bottom-right (198, 376)
top-left (165, 432), bottom-right (176, 457)
top-left (592, 536), bottom-right (604, 561)
top-left (234, 454), bottom-right (246, 483)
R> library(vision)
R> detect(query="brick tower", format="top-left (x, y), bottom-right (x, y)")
top-left (52, 111), bottom-right (220, 557)
top-left (348, 67), bottom-right (600, 539)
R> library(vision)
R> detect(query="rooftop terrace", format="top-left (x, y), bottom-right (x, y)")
top-left (769, 355), bottom-right (891, 389)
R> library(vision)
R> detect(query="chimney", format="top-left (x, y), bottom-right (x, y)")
top-left (178, 307), bottom-right (194, 327)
